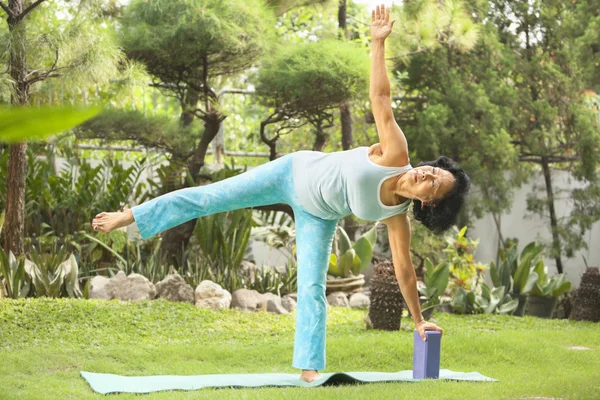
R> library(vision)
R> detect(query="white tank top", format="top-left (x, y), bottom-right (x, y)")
top-left (291, 147), bottom-right (412, 221)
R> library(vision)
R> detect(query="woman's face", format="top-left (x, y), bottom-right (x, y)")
top-left (409, 166), bottom-right (455, 203)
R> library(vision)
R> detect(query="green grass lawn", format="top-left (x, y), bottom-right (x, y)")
top-left (1, 298), bottom-right (599, 399)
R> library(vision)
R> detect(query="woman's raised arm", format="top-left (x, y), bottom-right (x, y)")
top-left (370, 4), bottom-right (409, 164)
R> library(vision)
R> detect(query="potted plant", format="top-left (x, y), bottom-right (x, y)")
top-left (418, 259), bottom-right (450, 319)
top-left (525, 261), bottom-right (572, 318)
top-left (491, 241), bottom-right (542, 316)
top-left (326, 223), bottom-right (378, 295)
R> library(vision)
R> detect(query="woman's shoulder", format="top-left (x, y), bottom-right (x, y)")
top-left (367, 143), bottom-right (410, 167)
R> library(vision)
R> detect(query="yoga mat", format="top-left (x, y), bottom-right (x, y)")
top-left (80, 369), bottom-right (497, 394)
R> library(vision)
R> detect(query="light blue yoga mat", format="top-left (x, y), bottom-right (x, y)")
top-left (80, 369), bottom-right (497, 394)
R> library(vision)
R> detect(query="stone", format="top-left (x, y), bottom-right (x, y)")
top-left (281, 294), bottom-right (297, 312)
top-left (230, 289), bottom-right (267, 311)
top-left (263, 292), bottom-right (289, 314)
top-left (349, 292), bottom-right (370, 309)
top-left (155, 274), bottom-right (194, 303)
top-left (286, 293), bottom-right (298, 302)
top-left (194, 280), bottom-right (232, 310)
top-left (110, 272), bottom-right (156, 302)
top-left (327, 291), bottom-right (349, 307)
top-left (88, 275), bottom-right (112, 300)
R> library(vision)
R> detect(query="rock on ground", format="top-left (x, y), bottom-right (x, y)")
top-left (195, 280), bottom-right (232, 310)
top-left (230, 288), bottom-right (267, 312)
top-left (89, 271), bottom-right (156, 302)
top-left (281, 294), bottom-right (297, 312)
top-left (349, 292), bottom-right (370, 309)
top-left (327, 292), bottom-right (349, 307)
top-left (155, 274), bottom-right (195, 303)
top-left (262, 292), bottom-right (289, 314)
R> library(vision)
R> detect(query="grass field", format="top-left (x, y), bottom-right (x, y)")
top-left (1, 298), bottom-right (598, 399)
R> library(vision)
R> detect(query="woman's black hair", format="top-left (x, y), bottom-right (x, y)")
top-left (412, 156), bottom-right (471, 235)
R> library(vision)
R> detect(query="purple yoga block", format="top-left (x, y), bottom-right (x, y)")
top-left (412, 330), bottom-right (441, 379)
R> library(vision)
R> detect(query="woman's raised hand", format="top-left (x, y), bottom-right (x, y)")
top-left (371, 4), bottom-right (395, 41)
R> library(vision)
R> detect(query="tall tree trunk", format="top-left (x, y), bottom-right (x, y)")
top-left (187, 112), bottom-right (222, 181)
top-left (338, 0), bottom-right (358, 240)
top-left (541, 157), bottom-right (563, 274)
top-left (3, 0), bottom-right (29, 256)
top-left (312, 120), bottom-right (327, 151)
top-left (260, 119), bottom-right (279, 161)
top-left (340, 102), bottom-right (353, 150)
top-left (337, 0), bottom-right (352, 151)
top-left (160, 93), bottom-right (222, 268)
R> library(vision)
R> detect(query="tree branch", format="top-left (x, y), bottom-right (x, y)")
top-left (25, 48), bottom-right (60, 85)
top-left (15, 0), bottom-right (46, 22)
top-left (0, 1), bottom-right (13, 18)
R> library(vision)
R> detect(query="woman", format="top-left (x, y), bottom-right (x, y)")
top-left (92, 5), bottom-right (470, 383)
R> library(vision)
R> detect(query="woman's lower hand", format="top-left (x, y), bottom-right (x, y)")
top-left (415, 320), bottom-right (444, 341)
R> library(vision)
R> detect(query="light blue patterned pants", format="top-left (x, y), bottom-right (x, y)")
top-left (131, 154), bottom-right (338, 371)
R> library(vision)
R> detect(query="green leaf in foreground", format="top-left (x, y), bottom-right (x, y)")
top-left (0, 106), bottom-right (102, 143)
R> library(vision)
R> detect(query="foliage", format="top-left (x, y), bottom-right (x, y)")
top-left (451, 287), bottom-right (479, 314)
top-left (0, 145), bottom-right (145, 243)
top-left (528, 262), bottom-right (572, 298)
top-left (452, 283), bottom-right (517, 315)
top-left (251, 211), bottom-right (296, 255)
top-left (478, 282), bottom-right (518, 315)
top-left (389, 0), bottom-right (479, 57)
top-left (256, 40), bottom-right (369, 115)
top-left (27, 244), bottom-right (81, 299)
top-left (193, 208), bottom-right (254, 293)
top-left (0, 248), bottom-right (31, 299)
top-left (328, 223), bottom-right (378, 278)
top-left (124, 239), bottom-right (171, 284)
top-left (0, 106), bottom-right (101, 143)
top-left (396, 20), bottom-right (524, 219)
top-left (488, 0), bottom-right (600, 270)
top-left (491, 240), bottom-right (542, 297)
top-left (76, 109), bottom-right (201, 161)
top-left (246, 261), bottom-right (298, 296)
top-left (122, 0), bottom-right (276, 86)
top-left (443, 226), bottom-right (487, 291)
top-left (0, 0), bottom-right (125, 103)
top-left (256, 39), bottom-right (370, 152)
top-left (418, 258), bottom-right (450, 311)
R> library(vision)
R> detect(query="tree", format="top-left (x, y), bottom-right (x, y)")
top-left (0, 0), bottom-right (122, 256)
top-left (489, 0), bottom-right (600, 273)
top-left (121, 0), bottom-right (275, 180)
top-left (111, 0), bottom-right (276, 263)
top-left (256, 40), bottom-right (369, 158)
top-left (338, 0), bottom-right (353, 151)
top-left (394, 0), bottom-right (521, 228)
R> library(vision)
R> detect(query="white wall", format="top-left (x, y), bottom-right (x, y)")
top-left (471, 170), bottom-right (600, 288)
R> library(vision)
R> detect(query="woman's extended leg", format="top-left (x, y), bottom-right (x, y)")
top-left (93, 155), bottom-right (296, 238)
top-left (292, 208), bottom-right (338, 373)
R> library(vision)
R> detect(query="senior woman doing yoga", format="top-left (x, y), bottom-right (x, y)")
top-left (92, 5), bottom-right (470, 383)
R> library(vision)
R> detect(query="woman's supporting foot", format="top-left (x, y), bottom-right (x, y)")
top-left (92, 210), bottom-right (134, 233)
top-left (299, 370), bottom-right (320, 383)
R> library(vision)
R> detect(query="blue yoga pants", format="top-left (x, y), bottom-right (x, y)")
top-left (131, 154), bottom-right (338, 371)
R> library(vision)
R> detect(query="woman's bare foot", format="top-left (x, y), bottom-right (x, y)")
top-left (299, 370), bottom-right (320, 383)
top-left (92, 210), bottom-right (134, 233)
